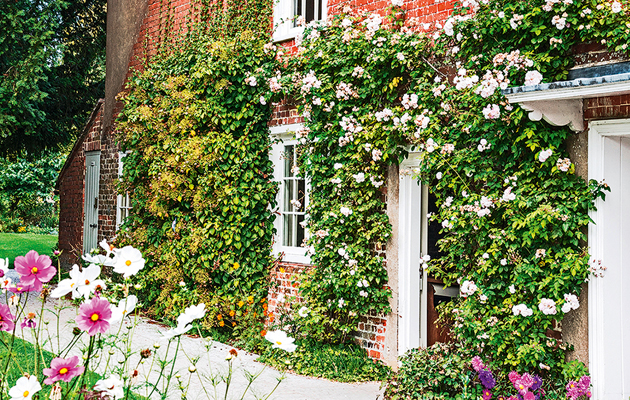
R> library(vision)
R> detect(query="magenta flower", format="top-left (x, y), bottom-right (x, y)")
top-left (482, 389), bottom-right (492, 400)
top-left (508, 371), bottom-right (521, 383)
top-left (523, 392), bottom-right (535, 400)
top-left (515, 373), bottom-right (535, 395)
top-left (14, 250), bottom-right (56, 291)
top-left (471, 356), bottom-right (485, 372)
top-left (21, 312), bottom-right (37, 329)
top-left (0, 304), bottom-right (15, 332)
top-left (9, 282), bottom-right (37, 293)
top-left (76, 296), bottom-right (112, 335)
top-left (43, 356), bottom-right (85, 384)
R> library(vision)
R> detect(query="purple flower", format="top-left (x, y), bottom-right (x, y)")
top-left (531, 375), bottom-right (542, 391)
top-left (21, 312), bottom-right (37, 329)
top-left (14, 250), bottom-right (56, 291)
top-left (479, 369), bottom-right (496, 389)
top-left (0, 304), bottom-right (15, 332)
top-left (76, 296), bottom-right (112, 336)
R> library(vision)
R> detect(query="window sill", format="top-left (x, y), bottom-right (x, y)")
top-left (273, 246), bottom-right (311, 265)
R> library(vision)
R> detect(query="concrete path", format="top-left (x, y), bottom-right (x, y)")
top-left (1, 287), bottom-right (383, 400)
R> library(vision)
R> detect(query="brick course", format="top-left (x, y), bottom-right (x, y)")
top-left (584, 95), bottom-right (630, 121)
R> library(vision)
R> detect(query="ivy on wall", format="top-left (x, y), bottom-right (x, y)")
top-left (116, 0), bottom-right (279, 338)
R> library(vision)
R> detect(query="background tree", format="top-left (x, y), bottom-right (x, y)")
top-left (0, 0), bottom-right (106, 157)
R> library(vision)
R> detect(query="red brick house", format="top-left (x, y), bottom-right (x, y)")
top-left (56, 2), bottom-right (630, 392)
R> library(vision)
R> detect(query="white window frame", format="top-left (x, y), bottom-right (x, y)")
top-left (270, 124), bottom-right (311, 264)
top-left (116, 152), bottom-right (132, 230)
top-left (273, 0), bottom-right (328, 43)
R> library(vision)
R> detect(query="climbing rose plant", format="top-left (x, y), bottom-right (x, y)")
top-left (268, 0), bottom-right (625, 386)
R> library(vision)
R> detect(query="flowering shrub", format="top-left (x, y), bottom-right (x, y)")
top-left (0, 246), bottom-right (294, 399)
top-left (116, 0), bottom-right (279, 337)
top-left (385, 351), bottom-right (591, 399)
top-left (268, 0), bottom-right (625, 386)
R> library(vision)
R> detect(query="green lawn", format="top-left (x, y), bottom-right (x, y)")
top-left (0, 233), bottom-right (58, 266)
top-left (0, 332), bottom-right (147, 399)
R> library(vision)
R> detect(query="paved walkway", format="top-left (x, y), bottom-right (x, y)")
top-left (2, 286), bottom-right (383, 400)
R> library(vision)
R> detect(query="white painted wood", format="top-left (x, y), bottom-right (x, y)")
top-left (519, 100), bottom-right (584, 132)
top-left (398, 174), bottom-right (422, 354)
top-left (83, 151), bottom-right (101, 254)
top-left (589, 119), bottom-right (630, 400)
top-left (505, 77), bottom-right (630, 103)
top-left (270, 125), bottom-right (311, 264)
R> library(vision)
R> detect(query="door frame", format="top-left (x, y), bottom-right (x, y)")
top-left (398, 164), bottom-right (429, 354)
top-left (588, 118), bottom-right (630, 399)
top-left (83, 151), bottom-right (101, 255)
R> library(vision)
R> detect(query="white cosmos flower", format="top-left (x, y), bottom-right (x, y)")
top-left (76, 264), bottom-right (107, 299)
top-left (161, 323), bottom-right (193, 341)
top-left (177, 303), bottom-right (206, 327)
top-left (265, 330), bottom-right (297, 352)
top-left (298, 306), bottom-right (309, 317)
top-left (110, 295), bottom-right (138, 324)
top-left (8, 375), bottom-right (42, 400)
top-left (112, 246), bottom-right (145, 278)
top-left (94, 376), bottom-right (124, 399)
top-left (50, 264), bottom-right (83, 299)
top-left (82, 253), bottom-right (114, 266)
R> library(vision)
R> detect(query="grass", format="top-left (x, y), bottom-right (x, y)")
top-left (0, 332), bottom-right (147, 399)
top-left (0, 233), bottom-right (57, 267)
top-left (259, 340), bottom-right (391, 383)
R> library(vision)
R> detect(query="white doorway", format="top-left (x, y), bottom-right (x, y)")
top-left (83, 151), bottom-right (100, 254)
top-left (589, 119), bottom-right (630, 400)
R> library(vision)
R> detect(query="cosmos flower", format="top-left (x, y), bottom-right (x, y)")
top-left (76, 296), bottom-right (112, 336)
top-left (8, 375), bottom-right (41, 400)
top-left (264, 330), bottom-right (297, 352)
top-left (43, 356), bottom-right (85, 385)
top-left (0, 304), bottom-right (16, 332)
top-left (14, 251), bottom-right (56, 292)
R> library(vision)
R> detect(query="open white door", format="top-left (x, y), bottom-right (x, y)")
top-left (589, 119), bottom-right (630, 400)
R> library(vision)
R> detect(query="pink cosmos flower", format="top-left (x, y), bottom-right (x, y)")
top-left (14, 250), bottom-right (56, 291)
top-left (524, 392), bottom-right (535, 400)
top-left (43, 356), bottom-right (85, 385)
top-left (9, 283), bottom-right (37, 293)
top-left (76, 296), bottom-right (112, 336)
top-left (0, 304), bottom-right (15, 332)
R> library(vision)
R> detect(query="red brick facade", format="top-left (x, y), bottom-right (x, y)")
top-left (584, 95), bottom-right (630, 122)
top-left (59, 0), bottom-right (457, 363)
top-left (57, 99), bottom-right (123, 269)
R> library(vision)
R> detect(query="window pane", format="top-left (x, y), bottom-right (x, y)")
top-left (294, 0), bottom-right (302, 26)
top-left (283, 179), bottom-right (295, 212)
top-left (317, 0), bottom-right (322, 20)
top-left (305, 0), bottom-right (314, 22)
top-left (284, 145), bottom-right (294, 177)
top-left (283, 214), bottom-right (294, 247)
top-left (297, 214), bottom-right (305, 246)
top-left (297, 178), bottom-right (306, 212)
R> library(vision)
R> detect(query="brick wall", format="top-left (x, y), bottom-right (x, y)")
top-left (58, 101), bottom-right (104, 268)
top-left (584, 95), bottom-right (630, 121)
